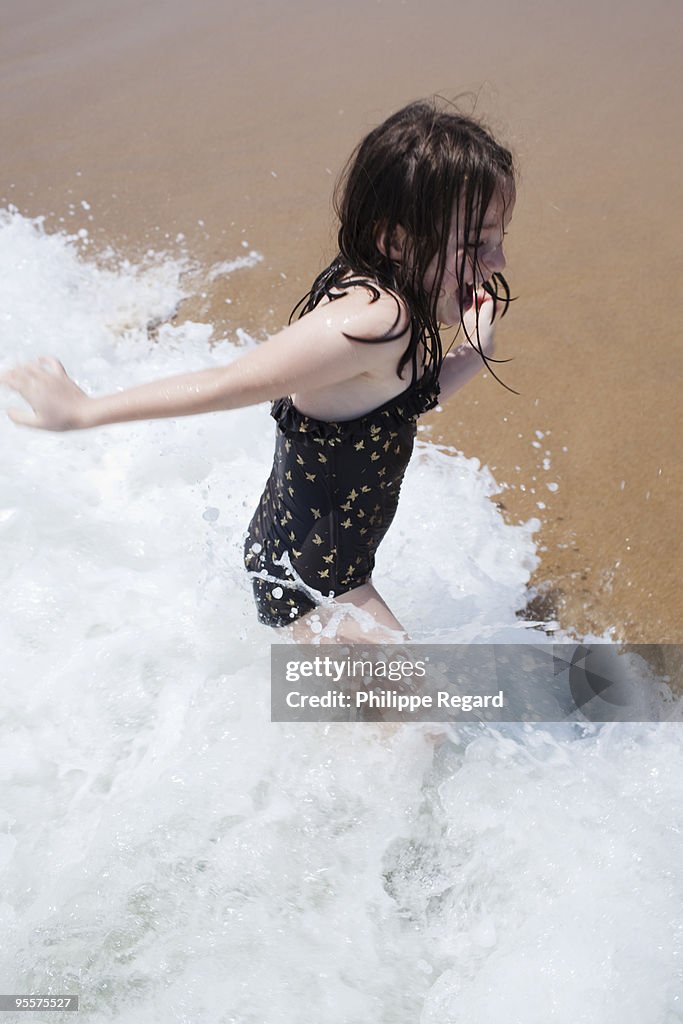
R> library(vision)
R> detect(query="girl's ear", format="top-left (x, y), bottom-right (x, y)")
top-left (375, 224), bottom-right (407, 261)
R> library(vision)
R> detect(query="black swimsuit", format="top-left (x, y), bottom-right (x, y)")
top-left (244, 376), bottom-right (440, 627)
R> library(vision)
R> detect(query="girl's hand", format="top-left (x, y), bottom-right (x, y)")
top-left (461, 289), bottom-right (496, 356)
top-left (437, 290), bottom-right (502, 401)
top-left (1, 357), bottom-right (90, 431)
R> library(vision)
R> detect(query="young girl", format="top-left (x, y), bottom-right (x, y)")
top-left (1, 99), bottom-right (515, 642)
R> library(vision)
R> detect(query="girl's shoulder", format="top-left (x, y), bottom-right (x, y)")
top-left (307, 278), bottom-right (412, 347)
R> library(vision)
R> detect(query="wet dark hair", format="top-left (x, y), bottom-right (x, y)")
top-left (290, 97), bottom-right (516, 388)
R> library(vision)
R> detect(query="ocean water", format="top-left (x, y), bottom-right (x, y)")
top-left (0, 209), bottom-right (681, 1023)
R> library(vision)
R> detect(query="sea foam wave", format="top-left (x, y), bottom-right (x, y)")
top-left (0, 210), bottom-right (680, 1024)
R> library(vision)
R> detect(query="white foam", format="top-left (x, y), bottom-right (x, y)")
top-left (0, 210), bottom-right (680, 1023)
top-left (208, 251), bottom-right (263, 280)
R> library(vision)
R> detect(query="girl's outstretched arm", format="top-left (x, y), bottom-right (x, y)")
top-left (0, 292), bottom-right (405, 432)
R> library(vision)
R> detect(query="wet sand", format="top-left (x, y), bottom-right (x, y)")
top-left (2, 0), bottom-right (682, 642)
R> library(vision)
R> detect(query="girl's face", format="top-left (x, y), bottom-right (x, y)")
top-left (426, 187), bottom-right (515, 327)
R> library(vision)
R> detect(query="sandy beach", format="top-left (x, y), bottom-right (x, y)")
top-left (1, 0), bottom-right (681, 642)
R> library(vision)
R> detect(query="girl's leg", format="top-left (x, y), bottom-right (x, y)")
top-left (288, 583), bottom-right (419, 739)
top-left (291, 580), bottom-right (408, 644)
